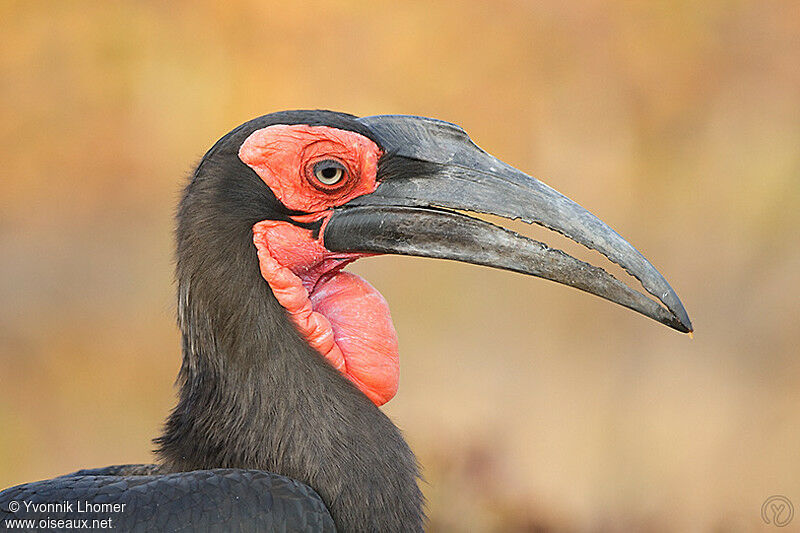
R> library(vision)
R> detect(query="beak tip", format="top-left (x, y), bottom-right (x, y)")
top-left (674, 308), bottom-right (693, 335)
top-left (674, 312), bottom-right (693, 334)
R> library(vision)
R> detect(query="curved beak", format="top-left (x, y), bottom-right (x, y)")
top-left (323, 115), bottom-right (692, 334)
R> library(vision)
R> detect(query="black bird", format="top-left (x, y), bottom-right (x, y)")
top-left (0, 110), bottom-right (692, 532)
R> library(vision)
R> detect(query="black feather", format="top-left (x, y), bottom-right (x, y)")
top-left (0, 110), bottom-right (425, 532)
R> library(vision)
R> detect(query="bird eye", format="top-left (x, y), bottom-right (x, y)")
top-left (313, 160), bottom-right (346, 186)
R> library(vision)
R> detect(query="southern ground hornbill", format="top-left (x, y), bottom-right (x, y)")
top-left (0, 110), bottom-right (692, 531)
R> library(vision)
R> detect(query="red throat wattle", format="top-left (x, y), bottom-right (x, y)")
top-left (241, 125), bottom-right (399, 406)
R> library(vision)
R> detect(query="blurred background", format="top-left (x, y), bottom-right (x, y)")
top-left (1, 1), bottom-right (799, 531)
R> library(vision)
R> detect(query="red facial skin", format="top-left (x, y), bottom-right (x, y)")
top-left (239, 124), bottom-right (381, 213)
top-left (241, 125), bottom-right (399, 406)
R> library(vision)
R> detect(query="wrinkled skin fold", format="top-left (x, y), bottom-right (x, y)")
top-left (324, 115), bottom-right (692, 333)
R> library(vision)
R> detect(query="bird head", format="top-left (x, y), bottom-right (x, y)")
top-left (179, 110), bottom-right (692, 407)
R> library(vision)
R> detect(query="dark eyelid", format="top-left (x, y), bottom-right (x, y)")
top-left (315, 159), bottom-right (345, 170)
top-left (310, 158), bottom-right (350, 189)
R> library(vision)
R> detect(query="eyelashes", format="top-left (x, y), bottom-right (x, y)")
top-left (312, 159), bottom-right (347, 186)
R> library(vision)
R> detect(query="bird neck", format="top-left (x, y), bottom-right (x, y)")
top-left (156, 192), bottom-right (424, 530)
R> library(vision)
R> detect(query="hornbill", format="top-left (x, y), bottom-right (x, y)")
top-left (0, 110), bottom-right (692, 531)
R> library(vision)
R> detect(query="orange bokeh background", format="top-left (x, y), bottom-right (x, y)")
top-left (2, 2), bottom-right (799, 531)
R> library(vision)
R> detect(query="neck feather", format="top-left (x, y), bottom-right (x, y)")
top-left (156, 172), bottom-right (423, 530)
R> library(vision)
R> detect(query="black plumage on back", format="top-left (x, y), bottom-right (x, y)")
top-left (0, 466), bottom-right (335, 532)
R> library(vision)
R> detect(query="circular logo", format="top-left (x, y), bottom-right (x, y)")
top-left (762, 495), bottom-right (794, 527)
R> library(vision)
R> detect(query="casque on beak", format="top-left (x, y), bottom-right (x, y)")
top-left (323, 115), bottom-right (692, 333)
